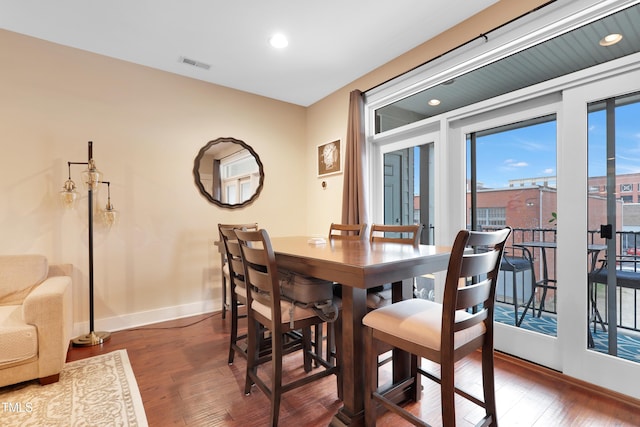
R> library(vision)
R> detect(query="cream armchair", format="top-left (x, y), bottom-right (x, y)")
top-left (0, 255), bottom-right (72, 387)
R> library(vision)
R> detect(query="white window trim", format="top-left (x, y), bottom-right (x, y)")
top-left (365, 0), bottom-right (640, 244)
top-left (365, 0), bottom-right (637, 116)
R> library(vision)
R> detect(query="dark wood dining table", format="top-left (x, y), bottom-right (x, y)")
top-left (270, 236), bottom-right (454, 427)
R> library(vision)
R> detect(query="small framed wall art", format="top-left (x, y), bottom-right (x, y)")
top-left (317, 139), bottom-right (341, 177)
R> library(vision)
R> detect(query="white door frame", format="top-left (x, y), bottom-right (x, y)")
top-left (560, 66), bottom-right (640, 399)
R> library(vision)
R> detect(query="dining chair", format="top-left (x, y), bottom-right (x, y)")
top-left (367, 223), bottom-right (424, 309)
top-left (363, 227), bottom-right (511, 427)
top-left (500, 246), bottom-right (535, 326)
top-left (218, 223), bottom-right (259, 364)
top-left (328, 222), bottom-right (367, 241)
top-left (322, 223), bottom-right (366, 364)
top-left (365, 224), bottom-right (426, 375)
top-left (369, 223), bottom-right (423, 246)
top-left (236, 228), bottom-right (341, 427)
top-left (218, 223), bottom-right (259, 319)
top-left (587, 254), bottom-right (640, 346)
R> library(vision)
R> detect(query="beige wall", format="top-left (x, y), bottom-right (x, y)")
top-left (0, 0), bottom-right (549, 331)
top-left (0, 29), bottom-right (307, 331)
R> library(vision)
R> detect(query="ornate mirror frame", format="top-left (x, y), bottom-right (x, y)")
top-left (193, 137), bottom-right (264, 209)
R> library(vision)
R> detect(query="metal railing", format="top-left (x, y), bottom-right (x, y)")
top-left (587, 229), bottom-right (640, 331)
top-left (484, 227), bottom-right (640, 332)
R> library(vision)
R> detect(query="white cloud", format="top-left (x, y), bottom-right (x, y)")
top-left (504, 159), bottom-right (528, 168)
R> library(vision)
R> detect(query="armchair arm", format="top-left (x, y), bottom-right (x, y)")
top-left (22, 276), bottom-right (72, 377)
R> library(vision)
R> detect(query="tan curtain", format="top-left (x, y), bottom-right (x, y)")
top-left (212, 159), bottom-right (221, 200)
top-left (341, 89), bottom-right (368, 225)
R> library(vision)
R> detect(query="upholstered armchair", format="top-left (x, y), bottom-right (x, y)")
top-left (0, 255), bottom-right (73, 387)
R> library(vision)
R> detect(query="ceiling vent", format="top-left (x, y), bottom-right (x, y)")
top-left (179, 56), bottom-right (211, 70)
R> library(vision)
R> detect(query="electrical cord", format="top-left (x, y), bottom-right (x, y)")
top-left (113, 312), bottom-right (220, 333)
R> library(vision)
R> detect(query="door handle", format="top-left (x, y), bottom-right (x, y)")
top-left (600, 224), bottom-right (613, 240)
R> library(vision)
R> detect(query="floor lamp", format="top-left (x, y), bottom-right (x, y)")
top-left (60, 141), bottom-right (117, 347)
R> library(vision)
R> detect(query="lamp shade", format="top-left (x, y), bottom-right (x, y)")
top-left (103, 203), bottom-right (118, 228)
top-left (59, 178), bottom-right (79, 209)
top-left (82, 159), bottom-right (102, 191)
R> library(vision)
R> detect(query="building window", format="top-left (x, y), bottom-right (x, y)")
top-left (589, 185), bottom-right (600, 193)
top-left (476, 207), bottom-right (507, 227)
top-left (621, 195), bottom-right (633, 203)
top-left (621, 183), bottom-right (633, 192)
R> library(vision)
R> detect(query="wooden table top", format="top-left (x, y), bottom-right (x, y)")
top-left (270, 236), bottom-right (453, 289)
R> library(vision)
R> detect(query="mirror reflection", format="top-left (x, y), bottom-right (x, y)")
top-left (193, 137), bottom-right (264, 209)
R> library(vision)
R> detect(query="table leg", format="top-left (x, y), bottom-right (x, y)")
top-left (332, 286), bottom-right (367, 427)
top-left (391, 279), bottom-right (413, 380)
top-left (391, 278), bottom-right (420, 402)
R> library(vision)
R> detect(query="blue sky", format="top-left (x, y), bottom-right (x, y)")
top-left (472, 119), bottom-right (557, 189)
top-left (463, 101), bottom-right (640, 189)
top-left (410, 100), bottom-right (640, 194)
top-left (588, 102), bottom-right (640, 178)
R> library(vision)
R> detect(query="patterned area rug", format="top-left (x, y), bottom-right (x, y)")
top-left (0, 349), bottom-right (147, 426)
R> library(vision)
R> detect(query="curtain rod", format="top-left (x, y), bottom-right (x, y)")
top-left (363, 0), bottom-right (557, 94)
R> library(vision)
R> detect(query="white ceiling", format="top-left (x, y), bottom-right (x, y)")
top-left (0, 0), bottom-right (498, 106)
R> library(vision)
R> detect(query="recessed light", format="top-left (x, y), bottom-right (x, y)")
top-left (599, 33), bottom-right (623, 46)
top-left (269, 33), bottom-right (288, 49)
top-left (428, 99), bottom-right (441, 106)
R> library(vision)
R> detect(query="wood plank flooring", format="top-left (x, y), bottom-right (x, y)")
top-left (66, 312), bottom-right (640, 426)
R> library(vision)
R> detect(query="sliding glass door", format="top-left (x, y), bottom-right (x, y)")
top-left (586, 91), bottom-right (640, 363)
top-left (468, 116), bottom-right (558, 334)
top-left (462, 103), bottom-right (562, 368)
top-left (560, 66), bottom-right (640, 397)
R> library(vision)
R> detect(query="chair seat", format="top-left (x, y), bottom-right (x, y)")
top-left (362, 298), bottom-right (486, 351)
top-left (501, 256), bottom-right (531, 272)
top-left (590, 269), bottom-right (640, 290)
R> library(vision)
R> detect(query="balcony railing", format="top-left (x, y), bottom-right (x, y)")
top-left (483, 226), bottom-right (640, 332)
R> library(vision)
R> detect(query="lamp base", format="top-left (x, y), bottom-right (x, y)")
top-left (72, 331), bottom-right (112, 347)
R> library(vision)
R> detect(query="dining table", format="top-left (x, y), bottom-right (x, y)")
top-left (270, 236), bottom-right (454, 427)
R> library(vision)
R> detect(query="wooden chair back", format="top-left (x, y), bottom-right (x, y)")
top-left (218, 225), bottom-right (255, 296)
top-left (442, 227), bottom-right (511, 361)
top-left (328, 223), bottom-right (366, 241)
top-left (218, 223), bottom-right (258, 261)
top-left (369, 223), bottom-right (423, 245)
top-left (234, 228), bottom-right (282, 327)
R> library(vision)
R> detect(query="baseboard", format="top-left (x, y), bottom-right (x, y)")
top-left (72, 300), bottom-right (219, 336)
top-left (495, 351), bottom-right (640, 410)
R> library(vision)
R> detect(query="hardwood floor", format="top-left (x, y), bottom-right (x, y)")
top-left (66, 312), bottom-right (640, 426)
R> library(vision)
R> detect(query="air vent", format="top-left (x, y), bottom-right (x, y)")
top-left (179, 56), bottom-right (211, 70)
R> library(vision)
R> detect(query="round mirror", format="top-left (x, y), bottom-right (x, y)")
top-left (193, 137), bottom-right (264, 209)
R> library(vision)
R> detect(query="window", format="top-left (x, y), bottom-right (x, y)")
top-left (220, 150), bottom-right (260, 204)
top-left (467, 115), bottom-right (557, 232)
top-left (621, 195), bottom-right (633, 203)
top-left (621, 183), bottom-right (633, 192)
top-left (475, 207), bottom-right (506, 227)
